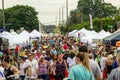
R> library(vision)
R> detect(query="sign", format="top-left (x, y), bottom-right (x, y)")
top-left (108, 25), bottom-right (113, 28)
top-left (89, 14), bottom-right (93, 29)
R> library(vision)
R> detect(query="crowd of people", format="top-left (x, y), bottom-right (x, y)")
top-left (0, 35), bottom-right (120, 80)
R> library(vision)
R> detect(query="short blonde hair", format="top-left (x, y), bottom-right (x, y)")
top-left (108, 54), bottom-right (113, 59)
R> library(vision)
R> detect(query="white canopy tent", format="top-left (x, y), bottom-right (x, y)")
top-left (81, 30), bottom-right (111, 44)
top-left (81, 36), bottom-right (92, 44)
top-left (19, 30), bottom-right (30, 41)
top-left (29, 29), bottom-right (43, 38)
top-left (68, 30), bottom-right (78, 37)
top-left (92, 30), bottom-right (111, 40)
top-left (70, 28), bottom-right (111, 48)
top-left (11, 31), bottom-right (27, 47)
top-left (0, 31), bottom-right (24, 48)
top-left (84, 30), bottom-right (98, 37)
top-left (80, 34), bottom-right (97, 44)
top-left (70, 30), bottom-right (80, 37)
top-left (106, 31), bottom-right (111, 35)
top-left (73, 28), bottom-right (88, 37)
top-left (11, 31), bottom-right (26, 42)
top-left (73, 28), bottom-right (97, 37)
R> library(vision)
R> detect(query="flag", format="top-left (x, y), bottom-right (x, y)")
top-left (89, 14), bottom-right (93, 29)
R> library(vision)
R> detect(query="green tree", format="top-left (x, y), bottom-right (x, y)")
top-left (0, 5), bottom-right (39, 31)
top-left (69, 9), bottom-right (81, 25)
top-left (68, 16), bottom-right (120, 32)
top-left (64, 0), bottom-right (119, 33)
top-left (116, 8), bottom-right (120, 16)
top-left (102, 3), bottom-right (118, 17)
top-left (0, 10), bottom-right (3, 27)
top-left (77, 0), bottom-right (118, 21)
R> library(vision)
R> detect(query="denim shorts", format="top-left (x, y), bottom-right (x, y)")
top-left (38, 74), bottom-right (49, 80)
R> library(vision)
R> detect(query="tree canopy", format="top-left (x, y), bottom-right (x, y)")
top-left (64, 0), bottom-right (119, 33)
top-left (0, 5), bottom-right (39, 31)
top-left (72, 0), bottom-right (118, 23)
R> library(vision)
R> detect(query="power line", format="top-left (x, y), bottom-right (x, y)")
top-left (39, 12), bottom-right (67, 14)
top-left (42, 20), bottom-right (66, 24)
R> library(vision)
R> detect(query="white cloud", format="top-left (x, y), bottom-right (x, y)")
top-left (105, 0), bottom-right (120, 8)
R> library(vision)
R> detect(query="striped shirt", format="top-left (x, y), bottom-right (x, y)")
top-left (108, 68), bottom-right (120, 80)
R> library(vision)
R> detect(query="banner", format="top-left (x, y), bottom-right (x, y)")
top-left (89, 14), bottom-right (93, 30)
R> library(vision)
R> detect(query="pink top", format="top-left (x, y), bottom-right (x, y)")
top-left (36, 54), bottom-right (40, 60)
top-left (38, 60), bottom-right (48, 75)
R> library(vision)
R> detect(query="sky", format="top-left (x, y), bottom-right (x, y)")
top-left (0, 0), bottom-right (120, 25)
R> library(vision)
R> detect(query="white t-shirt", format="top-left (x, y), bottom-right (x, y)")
top-left (100, 57), bottom-right (107, 71)
top-left (20, 62), bottom-right (26, 75)
top-left (67, 57), bottom-right (76, 71)
top-left (25, 59), bottom-right (38, 78)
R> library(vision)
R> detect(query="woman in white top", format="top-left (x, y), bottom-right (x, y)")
top-left (67, 52), bottom-right (76, 71)
top-left (19, 57), bottom-right (26, 80)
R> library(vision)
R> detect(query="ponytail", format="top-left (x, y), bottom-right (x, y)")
top-left (76, 52), bottom-right (91, 71)
top-left (83, 53), bottom-right (91, 71)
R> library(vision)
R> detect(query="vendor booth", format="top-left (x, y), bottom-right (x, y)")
top-left (103, 29), bottom-right (120, 46)
top-left (0, 37), bottom-right (9, 51)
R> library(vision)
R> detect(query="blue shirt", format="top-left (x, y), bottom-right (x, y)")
top-left (52, 50), bottom-right (57, 54)
top-left (112, 60), bottom-right (118, 68)
top-left (68, 65), bottom-right (94, 80)
top-left (50, 39), bottom-right (54, 45)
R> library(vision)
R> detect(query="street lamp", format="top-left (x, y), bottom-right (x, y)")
top-left (2, 0), bottom-right (6, 31)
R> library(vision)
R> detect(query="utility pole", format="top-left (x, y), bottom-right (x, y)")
top-left (39, 22), bottom-right (42, 33)
top-left (2, 0), bottom-right (6, 31)
top-left (100, 0), bottom-right (102, 30)
top-left (56, 14), bottom-right (57, 26)
top-left (62, 6), bottom-right (64, 24)
top-left (59, 8), bottom-right (61, 24)
top-left (66, 0), bottom-right (68, 24)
